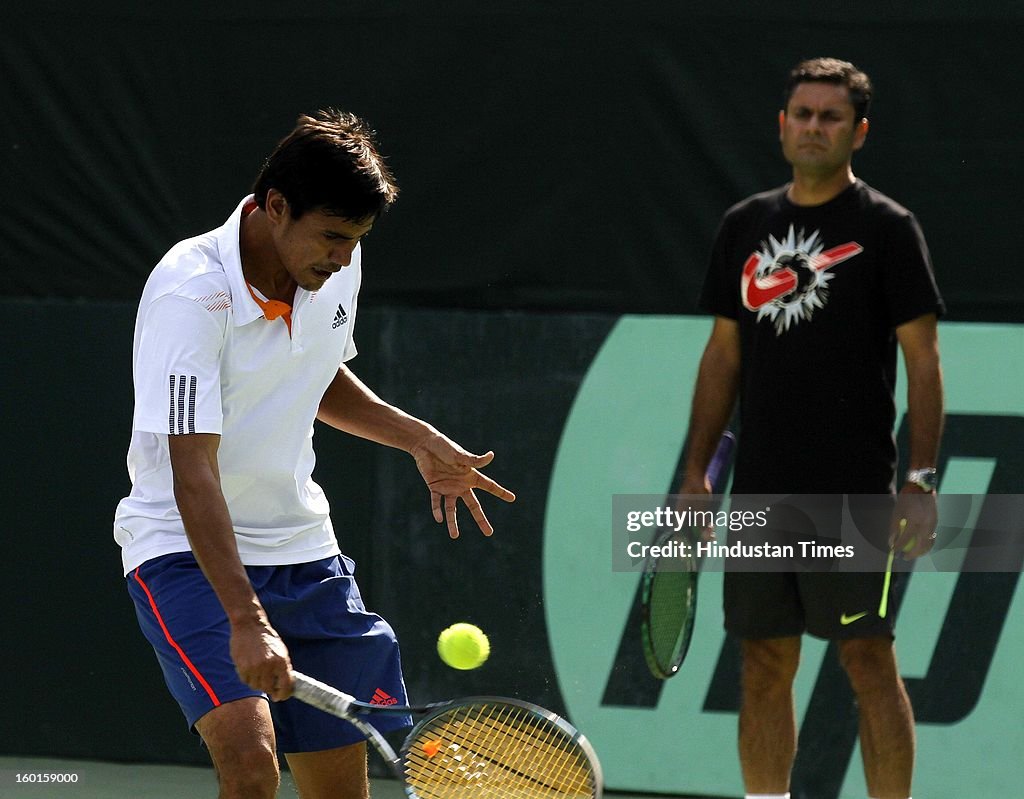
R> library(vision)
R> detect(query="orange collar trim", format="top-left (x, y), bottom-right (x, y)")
top-left (246, 282), bottom-right (293, 333)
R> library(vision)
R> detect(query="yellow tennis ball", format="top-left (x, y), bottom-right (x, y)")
top-left (437, 623), bottom-right (490, 670)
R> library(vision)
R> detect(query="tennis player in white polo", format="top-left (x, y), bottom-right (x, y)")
top-left (115, 110), bottom-right (515, 799)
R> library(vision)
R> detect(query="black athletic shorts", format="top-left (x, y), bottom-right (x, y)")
top-left (723, 494), bottom-right (899, 640)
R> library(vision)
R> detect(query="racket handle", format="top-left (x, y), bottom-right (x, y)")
top-left (290, 672), bottom-right (405, 775)
top-left (291, 671), bottom-right (356, 717)
top-left (706, 431), bottom-right (736, 491)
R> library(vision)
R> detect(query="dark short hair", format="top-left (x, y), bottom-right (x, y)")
top-left (784, 58), bottom-right (873, 121)
top-left (253, 109), bottom-right (399, 221)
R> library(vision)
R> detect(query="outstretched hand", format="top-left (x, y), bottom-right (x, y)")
top-left (410, 433), bottom-right (516, 539)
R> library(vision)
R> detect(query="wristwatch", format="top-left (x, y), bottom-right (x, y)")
top-left (905, 467), bottom-right (938, 493)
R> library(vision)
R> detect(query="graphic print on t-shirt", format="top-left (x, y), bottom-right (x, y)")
top-left (740, 225), bottom-right (862, 335)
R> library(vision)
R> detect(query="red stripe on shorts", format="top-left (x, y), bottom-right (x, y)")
top-left (133, 567), bottom-right (222, 707)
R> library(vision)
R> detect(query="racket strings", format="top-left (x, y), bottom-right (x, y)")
top-left (404, 703), bottom-right (595, 798)
top-left (480, 705), bottom-right (589, 791)
top-left (641, 533), bottom-right (697, 677)
top-left (407, 708), bottom-right (586, 794)
top-left (649, 567), bottom-right (693, 663)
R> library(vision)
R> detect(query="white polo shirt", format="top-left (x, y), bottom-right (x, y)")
top-left (114, 196), bottom-right (361, 575)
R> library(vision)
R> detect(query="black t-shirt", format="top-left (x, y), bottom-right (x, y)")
top-left (700, 180), bottom-right (944, 493)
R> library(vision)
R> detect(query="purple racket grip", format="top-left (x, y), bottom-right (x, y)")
top-left (706, 431), bottom-right (736, 492)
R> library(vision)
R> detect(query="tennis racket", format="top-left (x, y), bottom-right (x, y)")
top-left (290, 671), bottom-right (603, 798)
top-left (640, 431), bottom-right (736, 679)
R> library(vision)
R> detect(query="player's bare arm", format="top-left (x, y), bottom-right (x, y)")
top-left (167, 433), bottom-right (293, 699)
top-left (679, 316), bottom-right (741, 495)
top-left (891, 312), bottom-right (944, 558)
top-left (316, 365), bottom-right (515, 538)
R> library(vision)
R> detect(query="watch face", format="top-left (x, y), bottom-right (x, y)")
top-left (908, 470), bottom-right (938, 491)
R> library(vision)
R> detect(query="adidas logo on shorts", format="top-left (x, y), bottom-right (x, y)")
top-left (370, 688), bottom-right (398, 706)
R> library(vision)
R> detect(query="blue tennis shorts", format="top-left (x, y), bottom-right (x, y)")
top-left (128, 551), bottom-right (410, 752)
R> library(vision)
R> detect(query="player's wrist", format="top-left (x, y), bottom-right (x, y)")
top-left (225, 598), bottom-right (272, 629)
top-left (404, 423), bottom-right (443, 458)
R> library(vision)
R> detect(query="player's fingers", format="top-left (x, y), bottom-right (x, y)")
top-left (473, 471), bottom-right (516, 503)
top-left (460, 448), bottom-right (495, 469)
top-left (267, 672), bottom-right (291, 702)
top-left (431, 490), bottom-right (444, 524)
top-left (243, 659), bottom-right (291, 700)
top-left (446, 448), bottom-right (494, 468)
top-left (445, 496), bottom-right (461, 539)
top-left (893, 516), bottom-right (933, 560)
top-left (903, 526), bottom-right (937, 560)
top-left (888, 517), bottom-right (909, 550)
top-left (462, 490), bottom-right (495, 537)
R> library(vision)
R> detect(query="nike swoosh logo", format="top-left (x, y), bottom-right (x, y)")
top-left (741, 242), bottom-right (864, 310)
top-left (840, 611), bottom-right (869, 625)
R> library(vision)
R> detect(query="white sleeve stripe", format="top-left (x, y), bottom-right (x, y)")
top-left (188, 375), bottom-right (197, 433)
top-left (167, 375), bottom-right (175, 433)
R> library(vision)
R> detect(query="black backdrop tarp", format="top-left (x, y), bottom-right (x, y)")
top-left (2, 1), bottom-right (1022, 321)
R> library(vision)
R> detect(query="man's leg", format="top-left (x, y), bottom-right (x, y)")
top-left (838, 637), bottom-right (914, 799)
top-left (195, 697), bottom-right (280, 799)
top-left (259, 556), bottom-right (409, 799)
top-left (285, 742), bottom-right (369, 799)
top-left (739, 636), bottom-right (801, 794)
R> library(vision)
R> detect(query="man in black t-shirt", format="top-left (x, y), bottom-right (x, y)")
top-left (679, 59), bottom-right (944, 799)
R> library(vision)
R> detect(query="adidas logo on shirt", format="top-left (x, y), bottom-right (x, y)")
top-left (332, 304), bottom-right (348, 329)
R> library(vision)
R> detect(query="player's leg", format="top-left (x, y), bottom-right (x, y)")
top-left (256, 555), bottom-right (410, 796)
top-left (724, 569), bottom-right (805, 795)
top-left (195, 698), bottom-right (280, 799)
top-left (738, 636), bottom-right (802, 794)
top-left (284, 742), bottom-right (369, 799)
top-left (127, 553), bottom-right (276, 797)
top-left (801, 548), bottom-right (913, 799)
top-left (837, 637), bottom-right (914, 799)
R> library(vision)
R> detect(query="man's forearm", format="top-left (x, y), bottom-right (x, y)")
top-left (905, 353), bottom-right (944, 473)
top-left (169, 438), bottom-right (266, 627)
top-left (682, 342), bottom-right (740, 484)
top-left (316, 365), bottom-right (435, 453)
